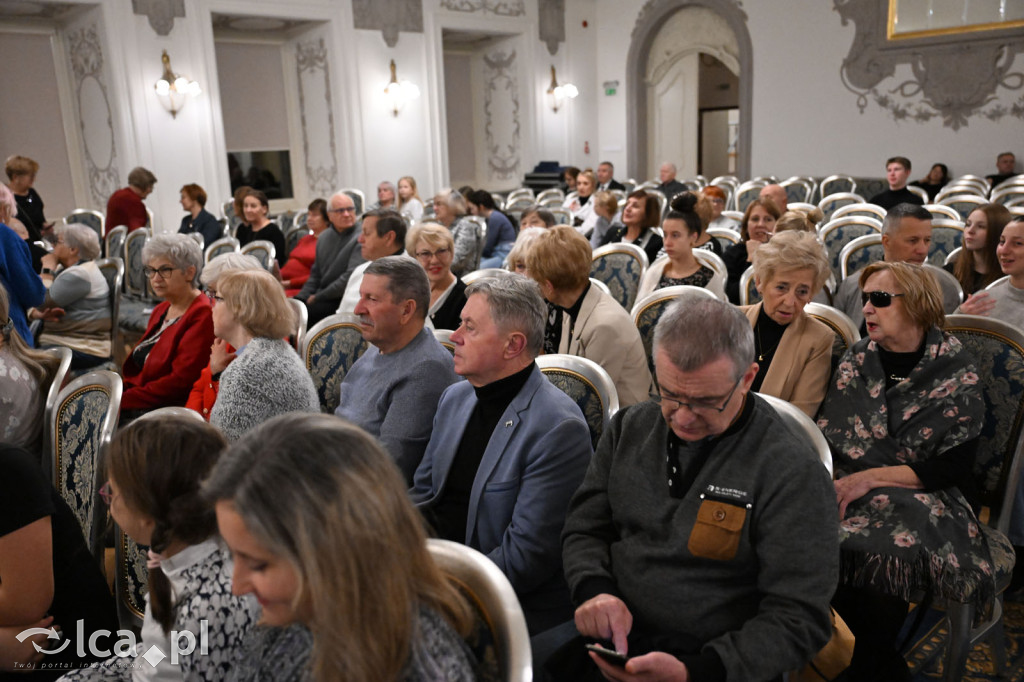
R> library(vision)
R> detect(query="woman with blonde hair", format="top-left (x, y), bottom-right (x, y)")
top-left (397, 176), bottom-right (425, 223)
top-left (563, 169), bottom-right (599, 235)
top-left (208, 269), bottom-right (318, 440)
top-left (527, 226), bottom-right (652, 406)
top-left (0, 285), bottom-right (57, 455)
top-left (205, 413), bottom-right (477, 682)
top-left (407, 223), bottom-right (466, 331)
top-left (740, 230), bottom-right (833, 417)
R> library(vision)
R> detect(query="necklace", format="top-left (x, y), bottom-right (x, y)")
top-left (756, 323), bottom-right (780, 362)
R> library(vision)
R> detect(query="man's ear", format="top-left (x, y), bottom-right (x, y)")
top-left (504, 331), bottom-right (528, 359)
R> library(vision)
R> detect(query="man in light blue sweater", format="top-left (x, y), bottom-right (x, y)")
top-left (335, 256), bottom-right (457, 483)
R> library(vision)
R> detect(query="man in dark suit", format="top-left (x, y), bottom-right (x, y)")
top-left (411, 271), bottom-right (593, 636)
top-left (597, 161), bottom-right (625, 192)
top-left (657, 162), bottom-right (687, 201)
top-left (987, 151), bottom-right (1017, 187)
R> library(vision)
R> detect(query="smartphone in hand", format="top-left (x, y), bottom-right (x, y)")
top-left (586, 643), bottom-right (629, 667)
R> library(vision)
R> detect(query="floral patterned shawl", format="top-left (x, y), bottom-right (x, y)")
top-left (817, 328), bottom-right (995, 614)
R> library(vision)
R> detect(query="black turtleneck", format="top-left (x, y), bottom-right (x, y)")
top-left (425, 362), bottom-right (536, 541)
top-left (751, 306), bottom-right (786, 392)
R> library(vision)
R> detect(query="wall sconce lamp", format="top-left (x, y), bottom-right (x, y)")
top-left (547, 65), bottom-right (578, 113)
top-left (154, 50), bottom-right (201, 119)
top-left (383, 60), bottom-right (420, 117)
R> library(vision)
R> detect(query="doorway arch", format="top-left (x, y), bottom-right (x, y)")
top-left (626, 0), bottom-right (753, 181)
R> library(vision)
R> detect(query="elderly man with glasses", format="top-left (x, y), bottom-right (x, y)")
top-left (550, 294), bottom-right (838, 682)
top-left (295, 190), bottom-right (365, 325)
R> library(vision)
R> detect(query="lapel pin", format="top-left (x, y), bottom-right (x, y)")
top-left (505, 420), bottom-right (513, 427)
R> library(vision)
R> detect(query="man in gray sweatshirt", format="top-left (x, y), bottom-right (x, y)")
top-left (559, 295), bottom-right (839, 681)
top-left (296, 190), bottom-right (364, 325)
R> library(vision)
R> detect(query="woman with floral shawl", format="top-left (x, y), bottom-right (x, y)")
top-left (817, 262), bottom-right (997, 682)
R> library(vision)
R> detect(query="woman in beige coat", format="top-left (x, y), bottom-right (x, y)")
top-left (741, 230), bottom-right (833, 418)
top-left (526, 226), bottom-right (653, 407)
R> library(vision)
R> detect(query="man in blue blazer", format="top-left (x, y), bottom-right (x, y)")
top-left (411, 271), bottom-right (593, 635)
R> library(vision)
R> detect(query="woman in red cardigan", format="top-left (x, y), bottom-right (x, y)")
top-left (121, 234), bottom-right (213, 416)
top-left (280, 198), bottom-right (329, 297)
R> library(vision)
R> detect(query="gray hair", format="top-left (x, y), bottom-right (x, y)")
top-left (465, 271), bottom-right (546, 358)
top-left (378, 180), bottom-right (396, 194)
top-left (661, 161), bottom-right (677, 174)
top-left (56, 222), bottom-right (101, 261)
top-left (142, 233), bottom-right (204, 287)
top-left (436, 188), bottom-right (467, 215)
top-left (653, 295), bottom-right (754, 380)
top-left (200, 252), bottom-right (263, 287)
top-left (127, 166), bottom-right (157, 191)
top-left (882, 203), bottom-right (932, 236)
top-left (365, 256), bottom-right (429, 320)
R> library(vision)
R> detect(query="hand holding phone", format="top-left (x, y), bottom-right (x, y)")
top-left (586, 643), bottom-right (630, 667)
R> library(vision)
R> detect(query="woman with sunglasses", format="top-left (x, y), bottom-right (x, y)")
top-left (121, 234), bottom-right (214, 418)
top-left (817, 262), bottom-right (993, 682)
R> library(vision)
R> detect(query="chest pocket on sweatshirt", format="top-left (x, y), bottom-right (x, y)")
top-left (687, 499), bottom-right (748, 561)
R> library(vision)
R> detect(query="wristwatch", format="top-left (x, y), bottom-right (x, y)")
top-left (41, 267), bottom-right (54, 275)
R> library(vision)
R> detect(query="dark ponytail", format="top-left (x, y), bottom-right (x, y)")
top-left (666, 192), bottom-right (704, 237)
top-left (105, 417), bottom-right (226, 634)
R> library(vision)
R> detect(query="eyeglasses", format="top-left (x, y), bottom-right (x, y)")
top-left (649, 377), bottom-right (742, 415)
top-left (861, 290), bottom-right (905, 308)
top-left (144, 266), bottom-right (178, 279)
top-left (328, 207), bottom-right (357, 214)
top-left (207, 292), bottom-right (224, 303)
top-left (99, 481), bottom-right (115, 506)
top-left (415, 247), bottom-right (451, 261)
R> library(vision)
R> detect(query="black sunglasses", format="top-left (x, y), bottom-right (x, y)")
top-left (861, 290), bottom-right (905, 308)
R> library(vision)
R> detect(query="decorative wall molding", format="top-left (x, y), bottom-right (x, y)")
top-left (440, 0), bottom-right (526, 18)
top-left (0, 1), bottom-right (78, 20)
top-left (482, 49), bottom-right (520, 179)
top-left (352, 0), bottom-right (423, 48)
top-left (66, 24), bottom-right (119, 206)
top-left (835, 0), bottom-right (1024, 130)
top-left (131, 0), bottom-right (184, 36)
top-left (538, 0), bottom-right (565, 56)
top-left (627, 0), bottom-right (752, 180)
top-left (295, 37), bottom-right (339, 197)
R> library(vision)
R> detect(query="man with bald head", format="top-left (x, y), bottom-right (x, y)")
top-left (759, 184), bottom-right (788, 213)
top-left (296, 190), bottom-right (365, 324)
top-left (657, 162), bottom-right (686, 201)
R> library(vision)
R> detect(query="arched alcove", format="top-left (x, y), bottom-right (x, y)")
top-left (626, 0), bottom-right (752, 181)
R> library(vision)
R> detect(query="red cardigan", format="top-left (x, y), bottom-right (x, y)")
top-left (121, 293), bottom-right (214, 411)
top-left (184, 342), bottom-right (237, 420)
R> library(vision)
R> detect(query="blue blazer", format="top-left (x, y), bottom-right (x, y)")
top-left (411, 364), bottom-right (593, 632)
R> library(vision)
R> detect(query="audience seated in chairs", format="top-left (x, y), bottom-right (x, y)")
top-left (0, 285), bottom-right (58, 458)
top-left (205, 413), bottom-right (480, 682)
top-left (121, 234), bottom-right (213, 418)
top-left (0, 445), bottom-right (117, 677)
top-left (235, 189), bottom-right (285, 268)
top-left (528, 226), bottom-right (652, 407)
top-left (185, 253), bottom-right (263, 421)
top-left (741, 230), bottom-right (834, 418)
top-left (948, 203), bottom-right (1012, 296)
top-left (408, 222), bottom-right (467, 331)
top-left (334, 257), bottom-right (457, 483)
top-left (638, 193), bottom-right (726, 301)
top-left (279, 198), bottom-right (329, 297)
top-left (397, 175), bottom-right (425, 223)
top-left (432, 189), bottom-right (481, 276)
top-left (31, 222), bottom-right (111, 370)
top-left (599, 189), bottom-right (663, 264)
top-left (60, 415), bottom-right (258, 681)
top-left (819, 261), bottom-right (997, 682)
top-left (723, 197), bottom-right (780, 304)
top-left (958, 216), bottom-right (1024, 329)
top-left (208, 269), bottom-right (318, 442)
top-left (177, 183), bottom-right (222, 249)
top-left (412, 272), bottom-right (593, 636)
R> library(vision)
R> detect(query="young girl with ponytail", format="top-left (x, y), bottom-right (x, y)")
top-left (61, 415), bottom-right (258, 681)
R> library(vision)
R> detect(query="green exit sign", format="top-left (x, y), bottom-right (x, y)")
top-left (603, 80), bottom-right (619, 96)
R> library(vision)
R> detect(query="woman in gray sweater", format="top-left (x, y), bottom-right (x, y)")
top-left (208, 269), bottom-right (318, 440)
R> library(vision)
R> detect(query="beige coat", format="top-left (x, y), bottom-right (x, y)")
top-left (741, 303), bottom-right (834, 418)
top-left (557, 286), bottom-right (653, 407)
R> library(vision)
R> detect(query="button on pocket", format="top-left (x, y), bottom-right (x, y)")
top-left (688, 499), bottom-right (747, 561)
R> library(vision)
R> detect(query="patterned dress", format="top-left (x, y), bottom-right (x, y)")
top-left (658, 264), bottom-right (714, 290)
top-left (817, 329), bottom-right (997, 617)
